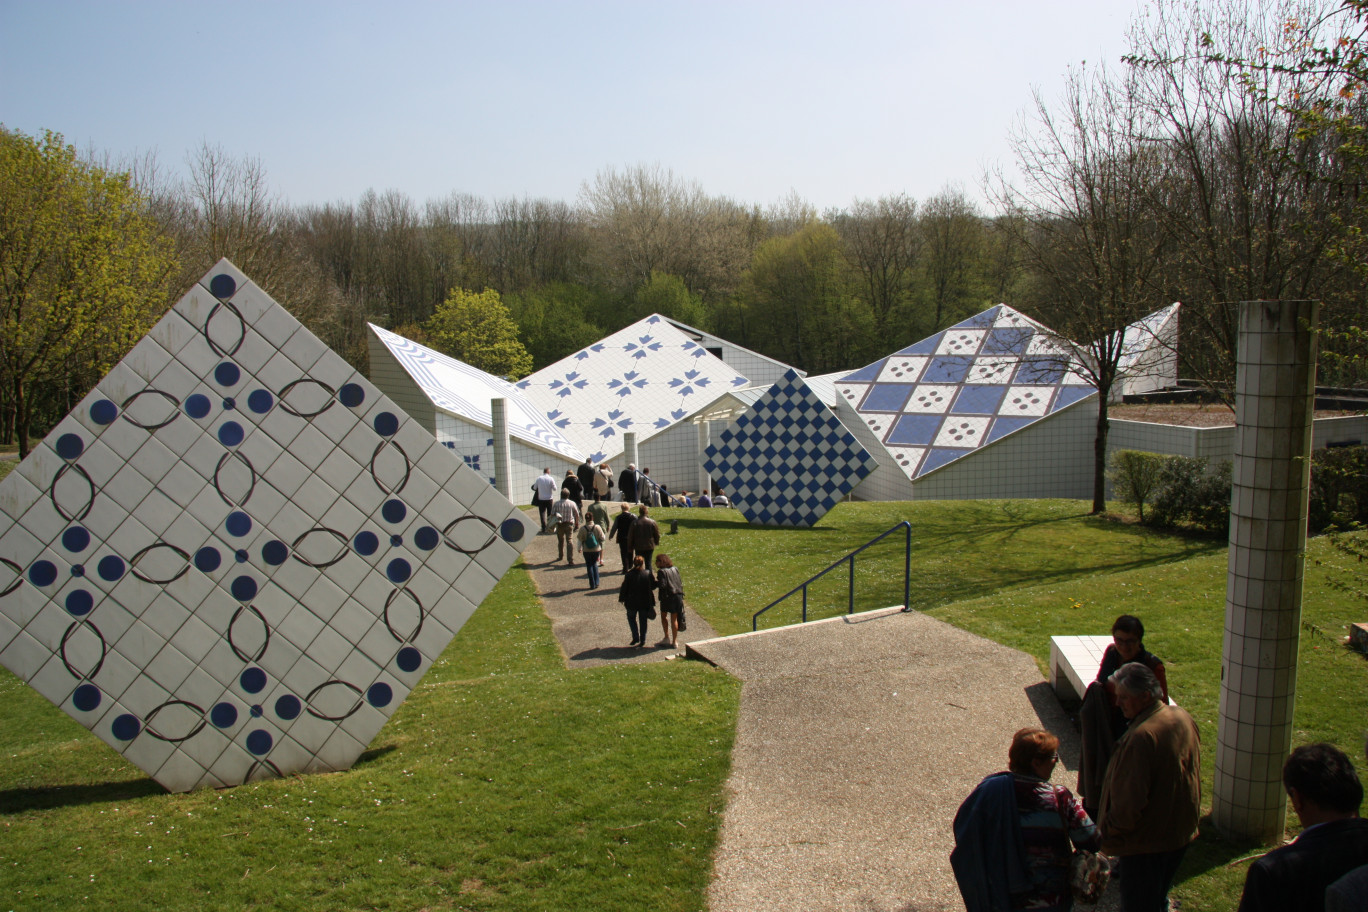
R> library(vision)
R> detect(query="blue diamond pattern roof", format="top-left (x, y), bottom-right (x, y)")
top-left (702, 369), bottom-right (875, 527)
top-left (835, 305), bottom-right (1094, 481)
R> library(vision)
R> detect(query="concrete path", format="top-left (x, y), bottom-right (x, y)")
top-left (688, 607), bottom-right (1114, 912)
top-left (519, 516), bottom-right (719, 667)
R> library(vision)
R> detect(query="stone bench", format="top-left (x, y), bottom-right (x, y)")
top-left (1049, 635), bottom-right (1113, 704)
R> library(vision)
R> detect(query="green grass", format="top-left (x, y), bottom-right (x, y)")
top-left (0, 565), bottom-right (740, 911)
top-left (1, 498), bottom-right (1365, 911)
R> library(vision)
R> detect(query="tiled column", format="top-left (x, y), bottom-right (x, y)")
top-left (623, 432), bottom-right (638, 474)
top-left (697, 420), bottom-right (711, 495)
top-left (490, 398), bottom-right (511, 499)
top-left (1213, 300), bottom-right (1319, 842)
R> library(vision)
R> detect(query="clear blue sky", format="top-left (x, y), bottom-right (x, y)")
top-left (1, 0), bottom-right (1139, 213)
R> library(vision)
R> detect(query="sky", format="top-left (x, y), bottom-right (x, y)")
top-left (0, 0), bottom-right (1141, 214)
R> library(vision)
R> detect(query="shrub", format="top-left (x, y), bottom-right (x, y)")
top-left (1108, 450), bottom-right (1168, 522)
top-left (1308, 445), bottom-right (1368, 533)
top-left (1147, 456), bottom-right (1232, 536)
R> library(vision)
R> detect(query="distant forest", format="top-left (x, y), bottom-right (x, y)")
top-left (4, 0), bottom-right (1367, 448)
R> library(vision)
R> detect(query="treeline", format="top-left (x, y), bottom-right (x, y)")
top-left (4, 0), bottom-right (1367, 456)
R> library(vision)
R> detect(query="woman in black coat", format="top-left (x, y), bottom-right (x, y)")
top-left (618, 555), bottom-right (657, 648)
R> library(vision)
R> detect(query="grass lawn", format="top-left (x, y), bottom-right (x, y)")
top-left (1, 495), bottom-right (1365, 911)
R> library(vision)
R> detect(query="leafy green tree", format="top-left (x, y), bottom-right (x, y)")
top-left (423, 287), bottom-right (533, 379)
top-left (631, 271), bottom-right (709, 327)
top-left (504, 282), bottom-right (607, 369)
top-left (0, 127), bottom-right (177, 456)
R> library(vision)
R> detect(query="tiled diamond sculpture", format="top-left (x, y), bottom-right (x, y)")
top-left (834, 305), bottom-right (1094, 480)
top-left (702, 369), bottom-right (875, 527)
top-left (0, 260), bottom-right (535, 792)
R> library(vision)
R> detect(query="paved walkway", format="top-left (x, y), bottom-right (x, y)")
top-left (519, 517), bottom-right (718, 666)
top-left (521, 517), bottom-right (1117, 911)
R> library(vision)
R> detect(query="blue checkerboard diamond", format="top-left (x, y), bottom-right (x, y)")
top-left (701, 370), bottom-right (875, 528)
top-left (0, 260), bottom-right (535, 792)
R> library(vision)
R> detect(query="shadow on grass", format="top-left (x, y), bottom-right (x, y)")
top-left (1179, 817), bottom-right (1268, 878)
top-left (571, 644), bottom-right (673, 661)
top-left (355, 744), bottom-right (397, 767)
top-left (0, 775), bottom-right (164, 813)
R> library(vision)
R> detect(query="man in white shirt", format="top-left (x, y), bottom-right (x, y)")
top-left (532, 468), bottom-right (558, 532)
top-left (552, 488), bottom-right (581, 564)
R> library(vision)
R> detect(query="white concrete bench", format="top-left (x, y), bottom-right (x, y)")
top-left (1049, 635), bottom-right (1113, 704)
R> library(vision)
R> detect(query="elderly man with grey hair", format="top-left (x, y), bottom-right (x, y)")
top-left (1097, 661), bottom-right (1202, 912)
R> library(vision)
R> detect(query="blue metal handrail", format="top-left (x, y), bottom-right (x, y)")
top-left (751, 521), bottom-right (912, 631)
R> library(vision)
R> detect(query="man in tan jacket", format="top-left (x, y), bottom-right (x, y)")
top-left (1098, 662), bottom-right (1201, 912)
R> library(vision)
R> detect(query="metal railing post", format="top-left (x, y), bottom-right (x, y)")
top-left (848, 556), bottom-right (855, 615)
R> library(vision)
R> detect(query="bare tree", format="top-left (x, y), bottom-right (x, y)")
top-left (829, 193), bottom-right (920, 343)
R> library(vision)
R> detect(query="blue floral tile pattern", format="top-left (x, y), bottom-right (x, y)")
top-left (0, 260), bottom-right (535, 792)
top-left (701, 370), bottom-right (875, 527)
top-left (515, 315), bottom-right (748, 464)
top-left (835, 305), bottom-right (1094, 481)
top-left (369, 324), bottom-right (581, 460)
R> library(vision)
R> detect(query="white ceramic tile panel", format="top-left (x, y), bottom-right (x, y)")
top-left (0, 259), bottom-right (536, 792)
top-left (702, 370), bottom-right (876, 527)
top-left (835, 305), bottom-right (1096, 485)
top-left (516, 314), bottom-right (750, 465)
top-left (1113, 304), bottom-right (1181, 399)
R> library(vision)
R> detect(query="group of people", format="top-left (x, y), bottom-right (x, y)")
top-left (953, 614), bottom-right (1368, 912)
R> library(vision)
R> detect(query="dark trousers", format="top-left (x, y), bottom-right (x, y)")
top-left (627, 607), bottom-right (651, 644)
top-left (1118, 846), bottom-right (1187, 912)
top-left (618, 546), bottom-right (633, 571)
top-left (635, 548), bottom-right (654, 570)
top-left (537, 500), bottom-right (551, 530)
top-left (585, 555), bottom-right (600, 588)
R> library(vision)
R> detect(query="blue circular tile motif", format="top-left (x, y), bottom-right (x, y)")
top-left (215, 362), bottom-right (241, 387)
top-left (111, 714), bottom-right (141, 741)
top-left (499, 518), bottom-right (525, 542)
top-left (235, 549), bottom-right (249, 563)
top-left (210, 702), bottom-right (238, 728)
top-left (386, 558), bottom-right (411, 584)
top-left (230, 575), bottom-right (258, 602)
top-left (367, 683), bottom-right (393, 707)
top-left (194, 547), bottom-right (221, 573)
top-left (338, 383), bottom-right (365, 407)
top-left (69, 564), bottom-right (84, 577)
top-left (250, 704), bottom-right (263, 717)
top-left (247, 389), bottom-right (274, 414)
top-left (96, 555), bottom-right (125, 582)
top-left (261, 540), bottom-right (288, 566)
top-left (61, 527), bottom-right (90, 553)
top-left (240, 667), bottom-right (267, 694)
top-left (28, 561), bottom-right (57, 587)
top-left (275, 695), bottom-right (302, 720)
top-left (185, 394), bottom-right (212, 419)
top-left (414, 526), bottom-right (439, 551)
top-left (222, 397), bottom-right (236, 410)
top-left (209, 274), bottom-right (237, 298)
top-left (245, 729), bottom-right (273, 755)
top-left (72, 683), bottom-right (101, 712)
top-left (396, 647), bottom-right (422, 672)
top-left (390, 534), bottom-right (403, 548)
top-left (373, 412), bottom-right (399, 437)
top-left (55, 433), bottom-right (84, 461)
top-left (381, 499), bottom-right (406, 524)
top-left (65, 589), bottom-right (93, 616)
top-left (353, 531), bottom-right (379, 556)
top-left (225, 511), bottom-right (252, 537)
top-left (218, 421), bottom-right (245, 447)
top-left (89, 399), bottom-right (118, 425)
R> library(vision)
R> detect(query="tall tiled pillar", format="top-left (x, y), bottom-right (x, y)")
top-left (1213, 300), bottom-right (1319, 842)
top-left (490, 398), bottom-right (511, 499)
top-left (623, 432), bottom-right (638, 476)
top-left (697, 420), bottom-right (712, 495)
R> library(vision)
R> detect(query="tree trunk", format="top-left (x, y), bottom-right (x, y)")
top-left (14, 374), bottom-right (29, 460)
top-left (1092, 396), bottom-right (1109, 514)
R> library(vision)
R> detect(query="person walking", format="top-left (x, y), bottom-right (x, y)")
top-left (562, 469), bottom-right (584, 511)
top-left (619, 463), bottom-right (638, 504)
top-left (576, 457), bottom-right (597, 502)
top-left (586, 498), bottom-right (610, 566)
top-left (532, 468), bottom-right (558, 532)
top-left (654, 554), bottom-right (685, 649)
top-left (630, 504), bottom-right (660, 569)
top-left (609, 504), bottom-right (636, 573)
top-left (595, 462), bottom-right (613, 501)
top-left (1097, 662), bottom-right (1201, 912)
top-left (577, 514), bottom-right (605, 589)
top-left (618, 555), bottom-right (657, 648)
top-left (951, 727), bottom-right (1100, 912)
top-left (551, 487), bottom-right (580, 565)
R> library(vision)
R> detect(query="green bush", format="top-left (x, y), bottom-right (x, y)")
top-left (1108, 450), bottom-right (1168, 522)
top-left (1145, 455), bottom-right (1233, 535)
top-left (1308, 445), bottom-right (1368, 533)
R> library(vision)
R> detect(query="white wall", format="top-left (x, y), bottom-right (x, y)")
top-left (434, 412), bottom-right (575, 507)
